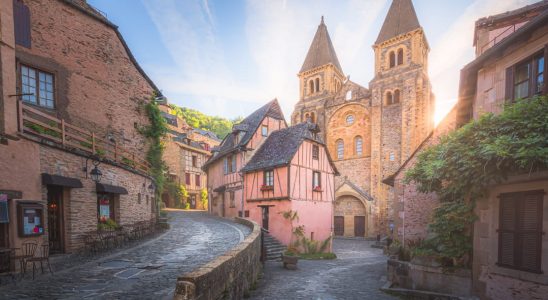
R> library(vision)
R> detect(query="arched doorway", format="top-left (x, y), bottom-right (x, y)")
top-left (334, 195), bottom-right (367, 237)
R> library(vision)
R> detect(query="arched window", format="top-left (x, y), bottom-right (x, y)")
top-left (310, 112), bottom-right (315, 123)
top-left (309, 80), bottom-right (314, 94)
top-left (346, 115), bottom-right (354, 125)
top-left (394, 89), bottom-right (400, 104)
top-left (345, 90), bottom-right (352, 100)
top-left (315, 78), bottom-right (320, 92)
top-left (336, 139), bottom-right (344, 159)
top-left (304, 113), bottom-right (310, 122)
top-left (355, 136), bottom-right (363, 157)
top-left (389, 51), bottom-right (395, 68)
top-left (386, 91), bottom-right (393, 105)
top-left (397, 48), bottom-right (404, 65)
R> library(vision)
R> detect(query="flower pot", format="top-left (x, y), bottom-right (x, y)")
top-left (282, 254), bottom-right (299, 270)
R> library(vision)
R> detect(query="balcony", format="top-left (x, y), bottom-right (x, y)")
top-left (17, 101), bottom-right (150, 174)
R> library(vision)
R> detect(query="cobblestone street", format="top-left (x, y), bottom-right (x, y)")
top-left (250, 238), bottom-right (397, 300)
top-left (0, 211), bottom-right (250, 299)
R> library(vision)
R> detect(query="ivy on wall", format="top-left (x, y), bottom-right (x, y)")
top-left (404, 96), bottom-right (548, 267)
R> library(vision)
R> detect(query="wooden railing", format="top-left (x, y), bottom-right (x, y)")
top-left (18, 101), bottom-right (150, 173)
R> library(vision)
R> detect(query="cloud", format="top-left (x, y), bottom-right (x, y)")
top-left (429, 0), bottom-right (539, 123)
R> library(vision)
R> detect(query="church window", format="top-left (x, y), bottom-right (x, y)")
top-left (345, 90), bottom-right (352, 100)
top-left (315, 78), bottom-right (320, 92)
top-left (310, 112), bottom-right (315, 123)
top-left (386, 91), bottom-right (393, 105)
top-left (355, 136), bottom-right (363, 157)
top-left (394, 89), bottom-right (401, 104)
top-left (309, 80), bottom-right (315, 95)
top-left (336, 140), bottom-right (344, 159)
top-left (389, 51), bottom-right (396, 68)
top-left (389, 153), bottom-right (395, 161)
top-left (397, 49), bottom-right (404, 65)
top-left (346, 115), bottom-right (354, 125)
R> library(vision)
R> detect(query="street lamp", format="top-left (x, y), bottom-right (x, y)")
top-left (83, 156), bottom-right (102, 183)
top-left (90, 165), bottom-right (102, 183)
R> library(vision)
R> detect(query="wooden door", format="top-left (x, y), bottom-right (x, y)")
top-left (190, 195), bottom-right (196, 209)
top-left (47, 186), bottom-right (64, 254)
top-left (354, 216), bottom-right (365, 237)
top-left (261, 206), bottom-right (269, 231)
top-left (334, 216), bottom-right (344, 236)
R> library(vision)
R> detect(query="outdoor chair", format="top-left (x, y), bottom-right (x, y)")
top-left (0, 248), bottom-right (16, 285)
top-left (83, 233), bottom-right (100, 255)
top-left (12, 241), bottom-right (38, 278)
top-left (25, 243), bottom-right (53, 280)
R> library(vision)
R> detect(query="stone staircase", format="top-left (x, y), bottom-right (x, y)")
top-left (263, 232), bottom-right (286, 261)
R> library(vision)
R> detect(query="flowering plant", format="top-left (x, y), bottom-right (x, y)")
top-left (260, 184), bottom-right (274, 191)
top-left (313, 186), bottom-right (322, 192)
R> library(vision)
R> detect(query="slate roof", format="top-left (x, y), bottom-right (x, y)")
top-left (241, 122), bottom-right (336, 173)
top-left (203, 99), bottom-right (285, 168)
top-left (375, 0), bottom-right (421, 44)
top-left (192, 128), bottom-right (221, 141)
top-left (300, 17), bottom-right (343, 74)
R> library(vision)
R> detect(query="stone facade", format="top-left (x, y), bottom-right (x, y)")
top-left (291, 1), bottom-right (434, 237)
top-left (0, 0), bottom-right (158, 254)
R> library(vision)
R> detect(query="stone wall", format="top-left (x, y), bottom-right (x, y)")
top-left (173, 218), bottom-right (262, 300)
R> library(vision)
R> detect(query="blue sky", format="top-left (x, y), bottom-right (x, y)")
top-left (88, 0), bottom-right (538, 124)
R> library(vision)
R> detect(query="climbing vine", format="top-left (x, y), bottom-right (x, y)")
top-left (405, 96), bottom-right (548, 267)
top-left (140, 93), bottom-right (168, 199)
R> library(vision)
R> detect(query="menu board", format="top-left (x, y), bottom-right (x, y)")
top-left (22, 208), bottom-right (43, 235)
top-left (99, 198), bottom-right (110, 221)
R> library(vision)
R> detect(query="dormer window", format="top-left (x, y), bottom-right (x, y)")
top-left (261, 125), bottom-right (268, 137)
top-left (345, 90), bottom-right (352, 100)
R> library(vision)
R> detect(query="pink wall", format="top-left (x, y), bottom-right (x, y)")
top-left (244, 167), bottom-right (288, 201)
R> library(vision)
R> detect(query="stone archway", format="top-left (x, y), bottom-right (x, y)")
top-left (334, 195), bottom-right (367, 237)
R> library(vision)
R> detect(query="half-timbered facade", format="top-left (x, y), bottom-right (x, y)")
top-left (241, 122), bottom-right (338, 247)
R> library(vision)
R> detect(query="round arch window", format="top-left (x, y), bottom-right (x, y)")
top-left (346, 115), bottom-right (354, 125)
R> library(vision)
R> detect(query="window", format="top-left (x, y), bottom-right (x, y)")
top-left (393, 89), bottom-right (400, 104)
top-left (185, 173), bottom-right (191, 185)
top-left (315, 78), bottom-right (320, 92)
top-left (138, 193), bottom-right (141, 204)
top-left (261, 125), bottom-right (268, 137)
top-left (498, 190), bottom-right (543, 273)
top-left (20, 65), bottom-right (55, 108)
top-left (264, 170), bottom-right (274, 187)
top-left (397, 49), bottom-right (404, 65)
top-left (224, 155), bottom-right (237, 174)
top-left (231, 155), bottom-right (237, 173)
top-left (346, 90), bottom-right (352, 100)
top-left (389, 152), bottom-right (395, 161)
top-left (336, 139), bottom-right (344, 159)
top-left (192, 155), bottom-right (198, 167)
top-left (310, 112), bottom-right (315, 123)
top-left (224, 157), bottom-right (228, 174)
top-left (13, 0), bottom-right (31, 48)
top-left (355, 136), bottom-right (363, 156)
top-left (229, 191), bottom-right (235, 208)
top-left (312, 145), bottom-right (319, 160)
top-left (389, 51), bottom-right (395, 68)
top-left (245, 210), bottom-right (250, 217)
top-left (309, 80), bottom-right (315, 95)
top-left (386, 91), bottom-right (393, 105)
top-left (312, 171), bottom-right (321, 190)
top-left (195, 174), bottom-right (201, 187)
top-left (506, 51), bottom-right (546, 101)
top-left (346, 115), bottom-right (354, 125)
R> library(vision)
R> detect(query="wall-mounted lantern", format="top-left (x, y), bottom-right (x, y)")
top-left (83, 156), bottom-right (102, 183)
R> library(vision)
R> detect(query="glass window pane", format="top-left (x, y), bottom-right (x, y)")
top-left (514, 81), bottom-right (529, 99)
top-left (514, 62), bottom-right (530, 84)
top-left (538, 56), bottom-right (544, 74)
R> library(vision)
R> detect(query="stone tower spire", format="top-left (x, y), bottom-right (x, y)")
top-left (375, 0), bottom-right (421, 45)
top-left (300, 16), bottom-right (343, 74)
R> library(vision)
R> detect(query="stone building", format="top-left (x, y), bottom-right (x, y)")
top-left (384, 2), bottom-right (548, 298)
top-left (0, 0), bottom-right (159, 256)
top-left (158, 102), bottom-right (219, 209)
top-left (291, 0), bottom-right (434, 237)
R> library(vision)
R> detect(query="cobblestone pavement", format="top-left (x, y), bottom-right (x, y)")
top-left (0, 211), bottom-right (250, 299)
top-left (250, 238), bottom-right (398, 300)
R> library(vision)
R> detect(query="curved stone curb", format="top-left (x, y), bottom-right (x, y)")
top-left (173, 217), bottom-right (262, 300)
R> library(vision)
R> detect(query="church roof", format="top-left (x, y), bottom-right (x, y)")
top-left (375, 0), bottom-right (421, 44)
top-left (300, 17), bottom-right (343, 74)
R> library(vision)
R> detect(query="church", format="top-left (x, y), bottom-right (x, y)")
top-left (291, 0), bottom-right (435, 237)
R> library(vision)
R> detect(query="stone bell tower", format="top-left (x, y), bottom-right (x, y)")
top-left (369, 0), bottom-right (435, 233)
top-left (291, 17), bottom-right (346, 137)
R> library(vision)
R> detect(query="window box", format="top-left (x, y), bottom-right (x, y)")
top-left (313, 186), bottom-right (323, 192)
top-left (260, 185), bottom-right (274, 191)
top-left (17, 202), bottom-right (44, 237)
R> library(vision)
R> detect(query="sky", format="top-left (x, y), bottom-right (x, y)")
top-left (88, 0), bottom-right (538, 124)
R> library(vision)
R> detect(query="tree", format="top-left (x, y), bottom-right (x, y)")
top-left (169, 104), bottom-right (242, 139)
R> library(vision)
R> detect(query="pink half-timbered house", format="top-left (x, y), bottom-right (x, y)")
top-left (203, 99), bottom-right (287, 218)
top-left (241, 121), bottom-right (338, 247)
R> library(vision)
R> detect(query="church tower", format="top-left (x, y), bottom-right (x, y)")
top-left (291, 17), bottom-right (345, 137)
top-left (369, 0), bottom-right (435, 232)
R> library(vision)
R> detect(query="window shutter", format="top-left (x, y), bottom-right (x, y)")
top-left (13, 0), bottom-right (31, 48)
top-left (0, 196), bottom-right (9, 223)
top-left (231, 155), bottom-right (237, 173)
top-left (518, 192), bottom-right (543, 272)
top-left (223, 158), bottom-right (228, 174)
top-left (499, 196), bottom-right (516, 266)
top-left (544, 44), bottom-right (548, 96)
top-left (505, 67), bottom-right (514, 103)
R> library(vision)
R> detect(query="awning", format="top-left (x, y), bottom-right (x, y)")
top-left (96, 183), bottom-right (128, 195)
top-left (41, 173), bottom-right (83, 188)
top-left (213, 185), bottom-right (226, 193)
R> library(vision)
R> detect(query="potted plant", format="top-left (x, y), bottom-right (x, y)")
top-left (279, 210), bottom-right (303, 270)
top-left (282, 249), bottom-right (299, 270)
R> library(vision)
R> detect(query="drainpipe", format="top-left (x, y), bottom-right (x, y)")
top-left (402, 185), bottom-right (406, 245)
